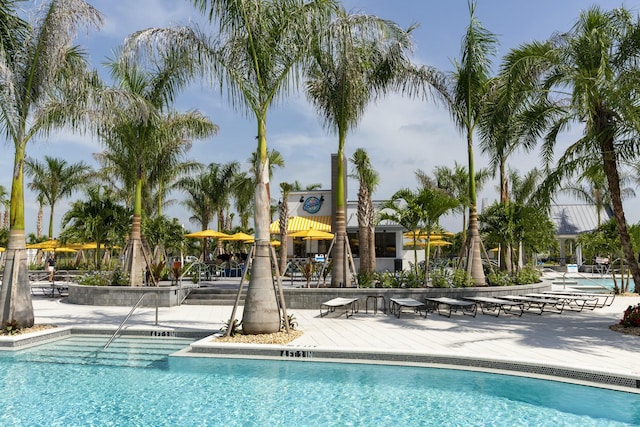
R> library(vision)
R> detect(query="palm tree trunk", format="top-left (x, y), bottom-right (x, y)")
top-left (48, 205), bottom-right (55, 239)
top-left (0, 230), bottom-right (34, 328)
top-left (331, 144), bottom-right (348, 287)
top-left (601, 136), bottom-right (640, 293)
top-left (467, 135), bottom-right (486, 286)
top-left (125, 214), bottom-right (145, 286)
top-left (0, 144), bottom-right (34, 328)
top-left (243, 120), bottom-right (280, 334)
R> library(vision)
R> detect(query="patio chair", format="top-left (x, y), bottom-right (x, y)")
top-left (320, 297), bottom-right (359, 318)
top-left (425, 297), bottom-right (477, 318)
top-left (389, 298), bottom-right (427, 318)
top-left (464, 296), bottom-right (524, 317)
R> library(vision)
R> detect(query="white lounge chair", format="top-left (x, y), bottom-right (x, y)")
top-left (320, 297), bottom-right (359, 318)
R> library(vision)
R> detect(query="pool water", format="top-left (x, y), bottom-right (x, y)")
top-left (569, 277), bottom-right (635, 291)
top-left (0, 340), bottom-right (639, 426)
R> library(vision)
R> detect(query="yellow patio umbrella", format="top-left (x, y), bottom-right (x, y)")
top-left (185, 229), bottom-right (229, 239)
top-left (0, 247), bottom-right (4, 252)
top-left (50, 247), bottom-right (77, 253)
top-left (27, 239), bottom-right (60, 249)
top-left (404, 240), bottom-right (452, 248)
top-left (219, 232), bottom-right (254, 242)
top-left (289, 228), bottom-right (335, 240)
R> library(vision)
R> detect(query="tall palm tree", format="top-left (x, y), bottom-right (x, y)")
top-left (305, 7), bottom-right (425, 287)
top-left (349, 148), bottom-right (378, 274)
top-left (127, 0), bottom-right (338, 333)
top-left (503, 6), bottom-right (640, 292)
top-left (0, 0), bottom-right (103, 328)
top-left (441, 1), bottom-right (497, 286)
top-left (25, 156), bottom-right (93, 238)
top-left (0, 0), bottom-right (28, 67)
top-left (100, 49), bottom-right (217, 286)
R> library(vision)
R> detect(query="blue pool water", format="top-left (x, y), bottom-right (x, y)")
top-left (570, 277), bottom-right (635, 290)
top-left (1, 340), bottom-right (639, 426)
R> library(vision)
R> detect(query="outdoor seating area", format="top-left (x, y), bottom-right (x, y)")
top-left (320, 289), bottom-right (616, 320)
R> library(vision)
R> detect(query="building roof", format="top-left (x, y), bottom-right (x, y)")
top-left (550, 204), bottom-right (608, 237)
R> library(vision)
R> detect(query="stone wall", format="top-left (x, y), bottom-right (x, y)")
top-left (67, 283), bottom-right (197, 307)
top-left (282, 282), bottom-right (551, 310)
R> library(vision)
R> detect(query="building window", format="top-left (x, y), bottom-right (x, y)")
top-left (375, 231), bottom-right (396, 258)
top-left (347, 232), bottom-right (359, 257)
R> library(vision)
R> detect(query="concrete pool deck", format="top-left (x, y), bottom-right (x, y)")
top-left (30, 279), bottom-right (640, 391)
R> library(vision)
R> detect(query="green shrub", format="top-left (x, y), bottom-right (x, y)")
top-left (487, 271), bottom-right (514, 286)
top-left (110, 267), bottom-right (130, 286)
top-left (357, 271), bottom-right (376, 288)
top-left (431, 268), bottom-right (450, 288)
top-left (451, 268), bottom-right (472, 288)
top-left (77, 271), bottom-right (111, 286)
top-left (515, 264), bottom-right (541, 285)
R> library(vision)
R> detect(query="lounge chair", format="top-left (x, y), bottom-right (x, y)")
top-left (525, 293), bottom-right (597, 312)
top-left (500, 295), bottom-right (565, 314)
top-left (320, 297), bottom-right (359, 318)
top-left (389, 298), bottom-right (427, 318)
top-left (543, 290), bottom-right (615, 308)
top-left (425, 297), bottom-right (477, 318)
top-left (464, 296), bottom-right (525, 317)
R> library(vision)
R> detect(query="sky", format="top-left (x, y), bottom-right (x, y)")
top-left (3, 0), bottom-right (640, 236)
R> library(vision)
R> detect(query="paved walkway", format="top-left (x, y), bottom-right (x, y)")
top-left (29, 278), bottom-right (640, 391)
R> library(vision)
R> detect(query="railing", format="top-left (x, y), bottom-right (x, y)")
top-left (103, 292), bottom-right (158, 350)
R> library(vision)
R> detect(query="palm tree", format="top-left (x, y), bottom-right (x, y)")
top-left (207, 161), bottom-right (240, 233)
top-left (415, 187), bottom-right (459, 285)
top-left (275, 180), bottom-right (322, 274)
top-left (503, 6), bottom-right (640, 292)
top-left (127, 0), bottom-right (338, 333)
top-left (60, 186), bottom-right (130, 269)
top-left (432, 162), bottom-right (490, 250)
top-left (349, 148), bottom-right (379, 274)
top-left (560, 163), bottom-right (634, 227)
top-left (100, 49), bottom-right (217, 286)
top-left (232, 171), bottom-right (255, 230)
top-left (177, 169), bottom-right (215, 260)
top-left (441, 1), bottom-right (497, 286)
top-left (305, 7), bottom-right (427, 287)
top-left (25, 156), bottom-right (93, 239)
top-left (0, 0), bottom-right (103, 328)
top-left (379, 189), bottom-right (423, 275)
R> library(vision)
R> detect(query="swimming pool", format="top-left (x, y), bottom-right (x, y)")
top-left (0, 339), bottom-right (639, 426)
top-left (560, 277), bottom-right (636, 291)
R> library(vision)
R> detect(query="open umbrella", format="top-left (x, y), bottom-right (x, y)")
top-left (219, 232), bottom-right (254, 242)
top-left (185, 229), bottom-right (229, 239)
top-left (27, 239), bottom-right (60, 249)
top-left (289, 228), bottom-right (335, 240)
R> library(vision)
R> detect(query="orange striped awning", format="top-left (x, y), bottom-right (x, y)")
top-left (270, 216), bottom-right (332, 234)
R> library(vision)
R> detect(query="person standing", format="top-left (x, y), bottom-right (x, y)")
top-left (47, 254), bottom-right (55, 281)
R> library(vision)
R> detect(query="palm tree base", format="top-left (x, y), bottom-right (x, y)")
top-left (242, 242), bottom-right (281, 334)
top-left (0, 230), bottom-right (34, 328)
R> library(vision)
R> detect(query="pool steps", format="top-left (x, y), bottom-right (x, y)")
top-left (13, 335), bottom-right (194, 369)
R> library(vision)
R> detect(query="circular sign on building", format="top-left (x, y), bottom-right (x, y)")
top-left (302, 196), bottom-right (323, 214)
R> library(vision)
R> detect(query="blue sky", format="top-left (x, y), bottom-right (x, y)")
top-left (3, 0), bottom-right (640, 236)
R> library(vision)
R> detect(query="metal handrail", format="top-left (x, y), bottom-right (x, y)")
top-left (103, 292), bottom-right (159, 350)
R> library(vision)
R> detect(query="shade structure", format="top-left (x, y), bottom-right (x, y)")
top-left (0, 247), bottom-right (4, 252)
top-left (289, 228), bottom-right (335, 240)
top-left (185, 229), bottom-right (228, 239)
top-left (219, 232), bottom-right (254, 242)
top-left (27, 239), bottom-right (60, 249)
top-left (269, 216), bottom-right (331, 234)
top-left (402, 231), bottom-right (448, 240)
top-left (404, 240), bottom-right (452, 248)
top-left (51, 247), bottom-right (77, 253)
